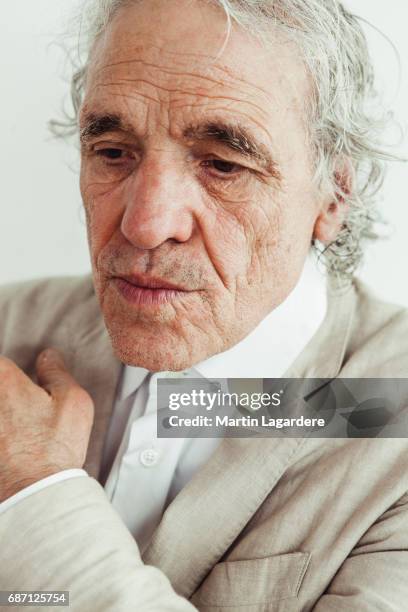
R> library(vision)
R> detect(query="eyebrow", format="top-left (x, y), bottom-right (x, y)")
top-left (183, 121), bottom-right (280, 178)
top-left (80, 113), bottom-right (126, 141)
top-left (80, 113), bottom-right (281, 179)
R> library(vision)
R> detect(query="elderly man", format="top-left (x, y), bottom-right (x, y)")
top-left (0, 0), bottom-right (407, 610)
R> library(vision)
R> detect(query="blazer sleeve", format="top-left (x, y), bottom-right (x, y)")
top-left (0, 477), bottom-right (196, 612)
top-left (312, 491), bottom-right (408, 611)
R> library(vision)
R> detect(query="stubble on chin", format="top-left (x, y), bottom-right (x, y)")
top-left (98, 285), bottom-right (208, 370)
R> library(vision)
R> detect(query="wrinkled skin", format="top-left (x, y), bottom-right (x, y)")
top-left (80, 0), bottom-right (343, 371)
top-left (0, 351), bottom-right (94, 500)
top-left (0, 0), bottom-right (346, 500)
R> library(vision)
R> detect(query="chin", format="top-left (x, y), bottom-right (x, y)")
top-left (106, 324), bottom-right (206, 372)
top-left (98, 283), bottom-right (228, 371)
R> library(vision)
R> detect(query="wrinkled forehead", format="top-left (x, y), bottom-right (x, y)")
top-left (85, 0), bottom-right (308, 104)
top-left (89, 0), bottom-right (230, 68)
top-left (81, 0), bottom-right (311, 150)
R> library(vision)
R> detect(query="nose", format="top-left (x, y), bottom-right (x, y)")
top-left (120, 158), bottom-right (195, 249)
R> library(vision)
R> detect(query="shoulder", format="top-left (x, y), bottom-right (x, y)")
top-left (0, 274), bottom-right (97, 323)
top-left (342, 278), bottom-right (408, 375)
top-left (353, 278), bottom-right (407, 327)
top-left (0, 275), bottom-right (100, 357)
top-left (0, 273), bottom-right (95, 305)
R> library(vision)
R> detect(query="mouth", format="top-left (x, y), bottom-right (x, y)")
top-left (111, 273), bottom-right (191, 306)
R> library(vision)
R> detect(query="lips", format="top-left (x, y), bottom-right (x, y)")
top-left (116, 272), bottom-right (188, 292)
top-left (111, 273), bottom-right (190, 306)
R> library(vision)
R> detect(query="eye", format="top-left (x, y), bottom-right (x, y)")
top-left (97, 148), bottom-right (127, 160)
top-left (202, 159), bottom-right (243, 175)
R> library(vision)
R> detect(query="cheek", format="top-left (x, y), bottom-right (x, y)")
top-left (204, 207), bottom-right (249, 278)
top-left (228, 190), bottom-right (283, 277)
top-left (258, 189), bottom-right (318, 293)
top-left (196, 184), bottom-right (280, 285)
top-left (80, 167), bottom-right (124, 265)
top-left (242, 186), bottom-right (317, 297)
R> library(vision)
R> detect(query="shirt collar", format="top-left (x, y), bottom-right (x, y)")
top-left (118, 364), bottom-right (149, 401)
top-left (119, 253), bottom-right (327, 398)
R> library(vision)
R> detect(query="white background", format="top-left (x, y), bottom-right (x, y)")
top-left (1, 1), bottom-right (407, 304)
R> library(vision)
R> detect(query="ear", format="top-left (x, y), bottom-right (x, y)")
top-left (313, 157), bottom-right (353, 244)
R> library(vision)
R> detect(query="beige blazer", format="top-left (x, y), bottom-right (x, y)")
top-left (0, 274), bottom-right (408, 612)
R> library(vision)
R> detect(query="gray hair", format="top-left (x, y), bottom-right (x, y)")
top-left (54, 0), bottom-right (403, 282)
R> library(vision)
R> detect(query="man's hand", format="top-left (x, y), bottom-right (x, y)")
top-left (0, 349), bottom-right (94, 502)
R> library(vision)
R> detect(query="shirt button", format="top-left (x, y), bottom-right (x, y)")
top-left (139, 448), bottom-right (160, 467)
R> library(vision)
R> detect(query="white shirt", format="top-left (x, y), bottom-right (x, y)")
top-left (0, 255), bottom-right (327, 549)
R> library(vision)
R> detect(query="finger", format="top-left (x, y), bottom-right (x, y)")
top-left (36, 348), bottom-right (87, 403)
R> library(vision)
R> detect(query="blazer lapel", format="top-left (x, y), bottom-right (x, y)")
top-left (143, 436), bottom-right (308, 597)
top-left (143, 281), bottom-right (357, 598)
top-left (66, 289), bottom-right (123, 480)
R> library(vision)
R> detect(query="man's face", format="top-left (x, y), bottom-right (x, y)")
top-left (79, 0), bottom-right (332, 371)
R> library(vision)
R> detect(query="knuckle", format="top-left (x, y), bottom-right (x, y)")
top-left (0, 356), bottom-right (18, 382)
top-left (0, 356), bottom-right (14, 370)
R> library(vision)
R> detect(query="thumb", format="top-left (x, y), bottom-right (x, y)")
top-left (36, 348), bottom-right (86, 402)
